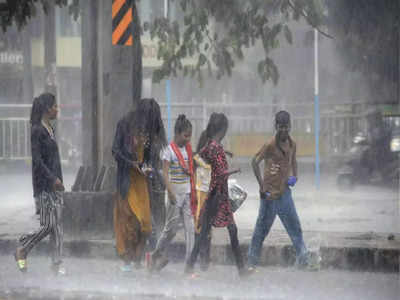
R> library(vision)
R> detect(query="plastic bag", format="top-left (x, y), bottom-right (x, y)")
top-left (228, 179), bottom-right (247, 212)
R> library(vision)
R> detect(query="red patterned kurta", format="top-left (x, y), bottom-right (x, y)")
top-left (200, 140), bottom-right (234, 227)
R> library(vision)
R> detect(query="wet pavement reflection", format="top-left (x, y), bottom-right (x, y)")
top-left (0, 289), bottom-right (262, 300)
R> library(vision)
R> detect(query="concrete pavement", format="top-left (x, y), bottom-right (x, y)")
top-left (0, 257), bottom-right (398, 300)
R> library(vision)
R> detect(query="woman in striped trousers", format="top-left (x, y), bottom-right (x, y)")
top-left (14, 93), bottom-right (65, 275)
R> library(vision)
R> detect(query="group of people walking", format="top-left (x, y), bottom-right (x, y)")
top-left (14, 94), bottom-right (316, 278)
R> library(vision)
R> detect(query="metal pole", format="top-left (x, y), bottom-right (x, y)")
top-left (164, 0), bottom-right (172, 141)
top-left (164, 0), bottom-right (168, 18)
top-left (314, 29), bottom-right (320, 189)
top-left (166, 80), bottom-right (172, 141)
top-left (81, 0), bottom-right (99, 171)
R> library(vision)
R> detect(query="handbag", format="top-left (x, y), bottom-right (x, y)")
top-left (228, 179), bottom-right (247, 212)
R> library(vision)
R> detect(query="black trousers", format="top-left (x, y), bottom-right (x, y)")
top-left (186, 190), bottom-right (244, 272)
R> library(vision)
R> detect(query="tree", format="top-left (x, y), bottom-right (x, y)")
top-left (0, 0), bottom-right (79, 31)
top-left (1, 0), bottom-right (325, 88)
top-left (145, 0), bottom-right (325, 86)
top-left (325, 0), bottom-right (399, 103)
top-left (0, 0), bottom-right (80, 99)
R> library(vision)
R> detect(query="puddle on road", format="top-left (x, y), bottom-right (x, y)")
top-left (0, 290), bottom-right (269, 300)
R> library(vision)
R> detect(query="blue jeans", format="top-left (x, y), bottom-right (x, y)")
top-left (248, 188), bottom-right (308, 267)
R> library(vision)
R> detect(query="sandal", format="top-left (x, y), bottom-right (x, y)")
top-left (120, 264), bottom-right (133, 273)
top-left (188, 273), bottom-right (200, 280)
top-left (51, 264), bottom-right (67, 276)
top-left (155, 256), bottom-right (169, 272)
top-left (14, 248), bottom-right (27, 273)
top-left (239, 267), bottom-right (256, 278)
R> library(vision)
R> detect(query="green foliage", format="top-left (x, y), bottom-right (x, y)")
top-left (145, 0), bottom-right (324, 85)
top-left (0, 0), bottom-right (79, 32)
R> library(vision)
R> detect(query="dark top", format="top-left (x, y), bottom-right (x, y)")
top-left (112, 114), bottom-right (154, 200)
top-left (31, 123), bottom-right (63, 197)
top-left (255, 136), bottom-right (297, 200)
top-left (200, 140), bottom-right (234, 227)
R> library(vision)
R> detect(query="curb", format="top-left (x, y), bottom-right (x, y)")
top-left (1, 236), bottom-right (398, 273)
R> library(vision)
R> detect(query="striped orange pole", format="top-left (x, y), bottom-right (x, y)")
top-left (112, 0), bottom-right (133, 46)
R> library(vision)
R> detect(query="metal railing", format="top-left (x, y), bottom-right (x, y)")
top-left (0, 118), bottom-right (30, 160)
top-left (0, 101), bottom-right (371, 161)
top-left (158, 101), bottom-right (370, 156)
top-left (0, 104), bottom-right (81, 162)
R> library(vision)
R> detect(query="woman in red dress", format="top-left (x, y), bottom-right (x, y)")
top-left (185, 113), bottom-right (247, 277)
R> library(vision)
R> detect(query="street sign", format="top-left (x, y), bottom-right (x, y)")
top-left (112, 0), bottom-right (133, 46)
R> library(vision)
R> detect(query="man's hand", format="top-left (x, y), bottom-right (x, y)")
top-left (54, 178), bottom-right (65, 192)
top-left (287, 176), bottom-right (297, 187)
top-left (259, 189), bottom-right (271, 199)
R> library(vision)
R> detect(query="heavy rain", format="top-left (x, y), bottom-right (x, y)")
top-left (0, 1), bottom-right (399, 299)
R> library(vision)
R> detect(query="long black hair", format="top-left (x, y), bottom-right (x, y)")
top-left (132, 98), bottom-right (167, 164)
top-left (196, 112), bottom-right (228, 153)
top-left (30, 93), bottom-right (56, 125)
top-left (174, 114), bottom-right (192, 135)
top-left (132, 98), bottom-right (167, 146)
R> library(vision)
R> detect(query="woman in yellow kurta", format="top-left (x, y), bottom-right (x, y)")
top-left (112, 99), bottom-right (166, 271)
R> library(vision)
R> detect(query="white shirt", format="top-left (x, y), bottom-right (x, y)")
top-left (162, 145), bottom-right (191, 195)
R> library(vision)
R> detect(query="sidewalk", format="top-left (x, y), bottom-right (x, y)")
top-left (0, 169), bottom-right (399, 272)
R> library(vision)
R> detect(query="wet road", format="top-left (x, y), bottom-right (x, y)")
top-left (0, 170), bottom-right (398, 239)
top-left (0, 256), bottom-right (398, 300)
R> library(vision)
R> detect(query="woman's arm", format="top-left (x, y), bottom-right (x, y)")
top-left (111, 120), bottom-right (137, 167)
top-left (162, 160), bottom-right (176, 204)
top-left (218, 168), bottom-right (241, 178)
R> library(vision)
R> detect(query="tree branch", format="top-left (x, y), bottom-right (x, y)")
top-left (287, 0), bottom-right (334, 39)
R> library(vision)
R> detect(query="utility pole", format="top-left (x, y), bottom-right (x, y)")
top-left (397, 20), bottom-right (399, 105)
top-left (131, 0), bottom-right (142, 108)
top-left (164, 0), bottom-right (172, 141)
top-left (44, 1), bottom-right (57, 96)
top-left (81, 0), bottom-right (99, 173)
top-left (22, 22), bottom-right (33, 104)
top-left (314, 28), bottom-right (320, 190)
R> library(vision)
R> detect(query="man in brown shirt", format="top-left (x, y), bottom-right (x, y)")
top-left (247, 111), bottom-right (312, 271)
